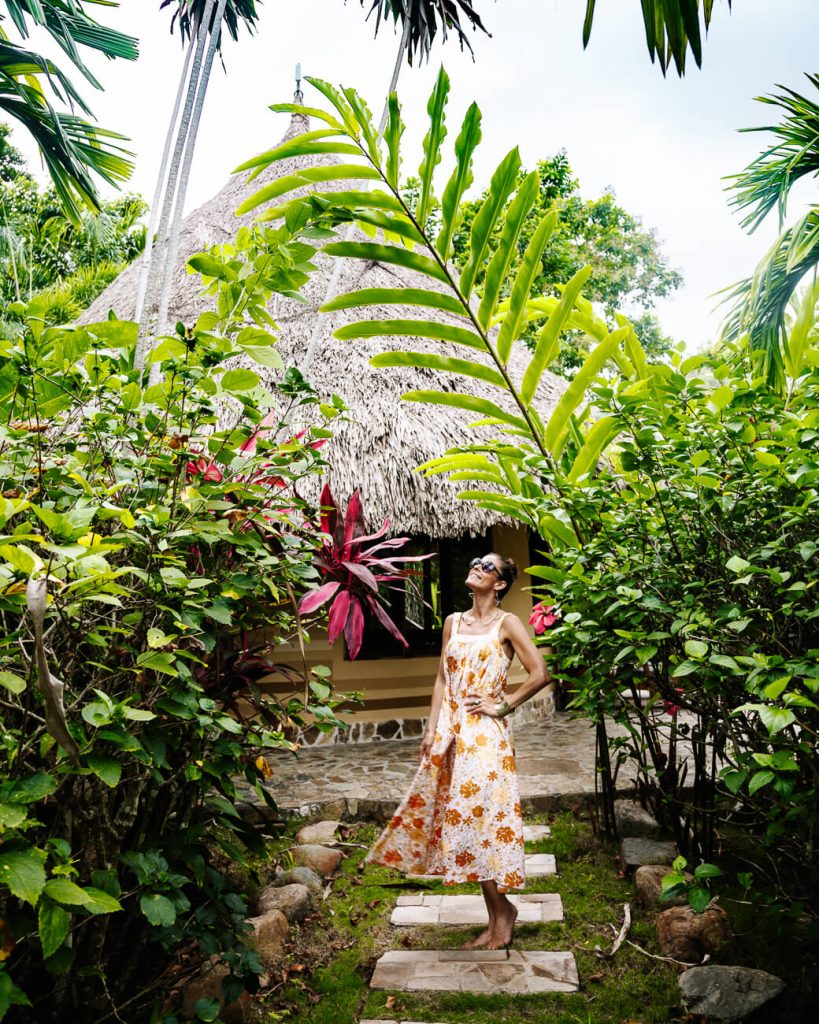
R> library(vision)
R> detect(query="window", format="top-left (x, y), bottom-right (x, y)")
top-left (350, 531), bottom-right (492, 660)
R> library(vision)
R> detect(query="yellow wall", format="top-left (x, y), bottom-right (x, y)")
top-left (261, 523), bottom-right (536, 723)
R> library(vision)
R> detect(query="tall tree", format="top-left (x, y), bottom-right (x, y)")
top-left (361, 0), bottom-right (489, 63)
top-left (722, 74), bottom-right (819, 388)
top-left (0, 1), bottom-right (137, 220)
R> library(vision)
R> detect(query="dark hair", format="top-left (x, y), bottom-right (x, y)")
top-left (491, 553), bottom-right (518, 602)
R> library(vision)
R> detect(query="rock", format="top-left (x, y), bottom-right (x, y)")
top-left (614, 799), bottom-right (661, 839)
top-left (244, 909), bottom-right (289, 968)
top-left (295, 819), bottom-right (342, 845)
top-left (679, 965), bottom-right (785, 1021)
top-left (621, 836), bottom-right (677, 869)
top-left (235, 799), bottom-right (286, 831)
top-left (272, 866), bottom-right (324, 894)
top-left (257, 883), bottom-right (313, 922)
top-left (291, 843), bottom-right (343, 875)
top-left (656, 905), bottom-right (731, 962)
top-left (635, 864), bottom-right (689, 907)
top-left (180, 956), bottom-right (250, 1023)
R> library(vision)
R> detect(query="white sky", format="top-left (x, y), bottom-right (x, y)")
top-left (10, 0), bottom-right (819, 349)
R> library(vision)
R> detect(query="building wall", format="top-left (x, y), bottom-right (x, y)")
top-left (259, 523), bottom-right (539, 731)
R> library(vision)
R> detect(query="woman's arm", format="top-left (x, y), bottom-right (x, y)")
top-left (466, 613), bottom-right (551, 720)
top-left (419, 613), bottom-right (453, 762)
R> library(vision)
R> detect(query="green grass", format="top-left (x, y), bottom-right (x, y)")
top-left (251, 812), bottom-right (684, 1024)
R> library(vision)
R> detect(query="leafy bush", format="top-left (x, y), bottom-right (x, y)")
top-left (0, 280), bottom-right (343, 1020)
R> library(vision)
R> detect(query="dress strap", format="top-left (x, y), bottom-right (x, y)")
top-left (451, 612), bottom-right (461, 637)
top-left (493, 612), bottom-right (509, 635)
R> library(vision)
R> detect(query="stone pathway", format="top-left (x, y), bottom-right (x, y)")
top-left (255, 713), bottom-right (608, 818)
top-left (368, 820), bottom-right (580, 1004)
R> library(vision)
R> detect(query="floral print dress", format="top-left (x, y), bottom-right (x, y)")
top-left (366, 612), bottom-right (526, 891)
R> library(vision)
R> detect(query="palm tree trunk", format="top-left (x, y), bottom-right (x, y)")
top-left (300, 17), bottom-right (411, 375)
top-left (151, 0), bottom-right (229, 385)
top-left (135, 0), bottom-right (216, 370)
top-left (134, 29), bottom-right (197, 326)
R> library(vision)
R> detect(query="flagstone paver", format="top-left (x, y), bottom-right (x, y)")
top-left (523, 824), bottom-right (551, 842)
top-left (369, 949), bottom-right (580, 994)
top-left (391, 892), bottom-right (564, 925)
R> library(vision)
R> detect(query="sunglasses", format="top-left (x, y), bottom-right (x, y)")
top-left (469, 558), bottom-right (500, 576)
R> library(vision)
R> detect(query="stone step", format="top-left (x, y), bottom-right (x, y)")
top-left (523, 824), bottom-right (551, 842)
top-left (370, 949), bottom-right (580, 994)
top-left (391, 892), bottom-right (564, 926)
top-left (415, 852), bottom-right (557, 882)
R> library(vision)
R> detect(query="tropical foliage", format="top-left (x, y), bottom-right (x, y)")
top-left (299, 484), bottom-right (431, 658)
top-left (237, 71), bottom-right (819, 908)
top-left (361, 0), bottom-right (489, 63)
top-left (582, 0), bottom-right (733, 75)
top-left (723, 74), bottom-right (819, 389)
top-left (0, 1), bottom-right (136, 220)
top-left (0, 224), bottom-right (351, 1020)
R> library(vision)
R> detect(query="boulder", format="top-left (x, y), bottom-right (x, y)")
top-left (180, 956), bottom-right (250, 1023)
top-left (257, 883), bottom-right (313, 922)
top-left (656, 905), bottom-right (731, 962)
top-left (295, 819), bottom-right (342, 845)
top-left (635, 864), bottom-right (689, 907)
top-left (244, 909), bottom-right (289, 968)
top-left (621, 836), bottom-right (677, 870)
top-left (679, 965), bottom-right (785, 1021)
top-left (291, 843), bottom-right (343, 875)
top-left (614, 799), bottom-right (661, 839)
top-left (272, 865), bottom-right (324, 894)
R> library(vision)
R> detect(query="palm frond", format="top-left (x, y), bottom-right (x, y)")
top-left (159, 0), bottom-right (261, 47)
top-left (727, 74), bottom-right (819, 232)
top-left (360, 0), bottom-right (490, 64)
top-left (582, 0), bottom-right (731, 76)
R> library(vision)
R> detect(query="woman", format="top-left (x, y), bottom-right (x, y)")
top-left (367, 552), bottom-right (552, 951)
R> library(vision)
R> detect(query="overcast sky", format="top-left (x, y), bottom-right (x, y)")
top-left (11, 0), bottom-right (819, 348)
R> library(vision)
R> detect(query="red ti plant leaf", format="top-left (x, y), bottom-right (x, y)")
top-left (344, 594), bottom-right (365, 659)
top-left (342, 560), bottom-right (378, 592)
top-left (327, 589), bottom-right (351, 645)
top-left (298, 581), bottom-right (341, 615)
top-left (342, 489), bottom-right (365, 555)
top-left (366, 593), bottom-right (409, 648)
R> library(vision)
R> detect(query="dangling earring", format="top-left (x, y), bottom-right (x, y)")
top-left (494, 592), bottom-right (501, 607)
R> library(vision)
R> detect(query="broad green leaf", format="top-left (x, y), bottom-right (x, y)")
top-left (496, 210), bottom-right (558, 363)
top-left (322, 241), bottom-right (448, 283)
top-left (237, 165), bottom-right (380, 214)
top-left (322, 287), bottom-right (466, 317)
top-left (81, 887), bottom-right (123, 914)
top-left (688, 887), bottom-right (711, 913)
top-left (87, 756), bottom-right (122, 789)
top-left (544, 326), bottom-right (630, 456)
top-left (758, 706), bottom-right (796, 735)
top-left (371, 352), bottom-right (506, 388)
top-left (522, 266), bottom-right (593, 404)
top-left (385, 92), bottom-right (404, 190)
top-left (221, 369), bottom-right (259, 394)
top-left (0, 803), bottom-right (26, 830)
top-left (39, 900), bottom-right (71, 958)
top-left (402, 391), bottom-right (528, 432)
top-left (120, 382), bottom-right (142, 411)
top-left (343, 86), bottom-right (380, 164)
top-left (748, 769), bottom-right (775, 795)
top-left (268, 102), bottom-right (346, 131)
top-left (567, 416), bottom-right (620, 483)
top-left (140, 893), bottom-right (177, 928)
top-left (233, 130), bottom-right (359, 176)
top-left (726, 555), bottom-right (750, 573)
top-left (0, 544), bottom-right (43, 575)
top-left (43, 878), bottom-right (90, 906)
top-left (417, 67), bottom-right (450, 227)
top-left (0, 847), bottom-right (47, 905)
top-left (672, 660), bottom-right (699, 678)
top-left (305, 77), bottom-right (360, 136)
top-left (437, 102), bottom-right (482, 259)
top-left (335, 319), bottom-right (484, 351)
top-left (0, 968), bottom-right (31, 1012)
top-left (459, 147), bottom-right (522, 299)
top-left (477, 171), bottom-right (539, 330)
top-left (709, 385), bottom-right (735, 411)
top-left (0, 671), bottom-right (26, 695)
top-left (5, 773), bottom-right (55, 804)
top-left (684, 640), bottom-right (708, 659)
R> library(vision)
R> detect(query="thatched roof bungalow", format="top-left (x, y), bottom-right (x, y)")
top-left (84, 109), bottom-right (565, 741)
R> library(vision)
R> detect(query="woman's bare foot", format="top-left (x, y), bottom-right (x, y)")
top-left (461, 923), bottom-right (494, 949)
top-left (485, 900), bottom-right (518, 950)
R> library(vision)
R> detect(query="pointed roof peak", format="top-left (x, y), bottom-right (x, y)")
top-left (287, 60), bottom-right (309, 138)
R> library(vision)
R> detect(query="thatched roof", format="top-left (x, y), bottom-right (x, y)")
top-left (83, 111), bottom-right (567, 538)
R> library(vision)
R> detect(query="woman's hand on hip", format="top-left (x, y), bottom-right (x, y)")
top-left (465, 693), bottom-right (501, 718)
